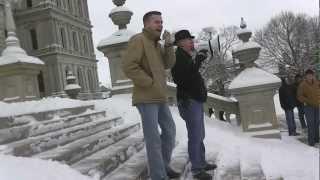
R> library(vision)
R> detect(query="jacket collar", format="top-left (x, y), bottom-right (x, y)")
top-left (143, 28), bottom-right (161, 42)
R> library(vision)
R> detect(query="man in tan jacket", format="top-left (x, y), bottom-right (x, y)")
top-left (122, 11), bottom-right (178, 180)
top-left (297, 69), bottom-right (320, 146)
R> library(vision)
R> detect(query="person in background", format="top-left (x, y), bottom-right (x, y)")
top-left (297, 69), bottom-right (320, 146)
top-left (279, 77), bottom-right (300, 136)
top-left (171, 29), bottom-right (217, 180)
top-left (122, 11), bottom-right (179, 180)
top-left (293, 74), bottom-right (307, 130)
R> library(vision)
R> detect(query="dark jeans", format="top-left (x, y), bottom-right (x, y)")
top-left (285, 109), bottom-right (297, 135)
top-left (296, 105), bottom-right (307, 128)
top-left (178, 99), bottom-right (206, 173)
top-left (305, 106), bottom-right (320, 146)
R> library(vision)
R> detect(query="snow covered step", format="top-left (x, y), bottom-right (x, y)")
top-left (103, 148), bottom-right (148, 180)
top-left (33, 122), bottom-right (141, 164)
top-left (0, 104), bottom-right (95, 129)
top-left (0, 111), bottom-right (107, 144)
top-left (71, 131), bottom-right (144, 179)
top-left (240, 150), bottom-right (266, 180)
top-left (215, 148), bottom-right (241, 180)
top-left (1, 117), bottom-right (123, 156)
top-left (170, 144), bottom-right (190, 179)
top-left (105, 142), bottom-right (189, 180)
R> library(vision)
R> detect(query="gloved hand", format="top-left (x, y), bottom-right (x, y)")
top-left (162, 30), bottom-right (173, 47)
top-left (195, 49), bottom-right (208, 62)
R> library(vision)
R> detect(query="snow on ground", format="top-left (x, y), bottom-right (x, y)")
top-left (0, 93), bottom-right (318, 180)
top-left (91, 94), bottom-right (318, 180)
top-left (0, 155), bottom-right (93, 180)
top-left (0, 97), bottom-right (93, 118)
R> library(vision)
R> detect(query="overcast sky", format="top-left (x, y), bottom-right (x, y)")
top-left (87, 0), bottom-right (318, 87)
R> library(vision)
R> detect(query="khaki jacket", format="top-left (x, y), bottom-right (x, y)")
top-left (122, 28), bottom-right (175, 105)
top-left (297, 79), bottom-right (320, 108)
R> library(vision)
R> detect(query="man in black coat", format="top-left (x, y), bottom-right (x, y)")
top-left (279, 78), bottom-right (299, 136)
top-left (171, 30), bottom-right (216, 180)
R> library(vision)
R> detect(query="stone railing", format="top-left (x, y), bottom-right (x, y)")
top-left (167, 82), bottom-right (241, 125)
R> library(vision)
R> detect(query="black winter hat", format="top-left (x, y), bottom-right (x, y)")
top-left (174, 30), bottom-right (194, 44)
top-left (305, 69), bottom-right (315, 75)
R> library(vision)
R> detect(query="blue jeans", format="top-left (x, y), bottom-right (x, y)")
top-left (178, 99), bottom-right (206, 173)
top-left (136, 103), bottom-right (176, 180)
top-left (305, 106), bottom-right (320, 146)
top-left (285, 109), bottom-right (296, 135)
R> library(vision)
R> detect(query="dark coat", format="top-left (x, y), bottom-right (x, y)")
top-left (279, 83), bottom-right (296, 110)
top-left (171, 47), bottom-right (207, 102)
top-left (293, 82), bottom-right (304, 107)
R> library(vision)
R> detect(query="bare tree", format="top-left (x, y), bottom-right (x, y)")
top-left (197, 25), bottom-right (239, 94)
top-left (254, 11), bottom-right (319, 77)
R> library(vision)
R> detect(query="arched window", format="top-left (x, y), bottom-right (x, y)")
top-left (77, 68), bottom-right (84, 91)
top-left (30, 29), bottom-right (38, 50)
top-left (27, 0), bottom-right (32, 8)
top-left (60, 28), bottom-right (67, 48)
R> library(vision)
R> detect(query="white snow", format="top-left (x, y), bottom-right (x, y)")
top-left (229, 67), bottom-right (281, 89)
top-left (0, 97), bottom-right (93, 118)
top-left (109, 6), bottom-right (132, 14)
top-left (98, 29), bottom-right (136, 47)
top-left (65, 84), bottom-right (81, 90)
top-left (0, 46), bottom-right (44, 66)
top-left (232, 41), bottom-right (261, 53)
top-left (237, 28), bottom-right (252, 35)
top-left (0, 93), bottom-right (318, 180)
top-left (207, 93), bottom-right (237, 103)
top-left (0, 155), bottom-right (93, 180)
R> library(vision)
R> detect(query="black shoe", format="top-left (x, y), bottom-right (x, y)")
top-left (204, 163), bottom-right (217, 171)
top-left (292, 132), bottom-right (300, 136)
top-left (167, 168), bottom-right (180, 179)
top-left (193, 170), bottom-right (212, 180)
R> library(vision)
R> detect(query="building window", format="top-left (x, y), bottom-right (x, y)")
top-left (83, 35), bottom-right (88, 53)
top-left (4, 30), bottom-right (7, 38)
top-left (56, 0), bottom-right (61, 8)
top-left (72, 32), bottom-right (78, 51)
top-left (60, 28), bottom-right (66, 48)
top-left (27, 0), bottom-right (32, 8)
top-left (30, 29), bottom-right (38, 50)
top-left (78, 0), bottom-right (83, 16)
top-left (68, 0), bottom-right (73, 13)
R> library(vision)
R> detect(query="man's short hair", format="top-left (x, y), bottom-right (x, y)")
top-left (143, 11), bottom-right (162, 24)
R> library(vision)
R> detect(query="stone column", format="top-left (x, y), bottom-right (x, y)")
top-left (0, 1), bottom-right (44, 102)
top-left (229, 18), bottom-right (281, 139)
top-left (97, 0), bottom-right (135, 95)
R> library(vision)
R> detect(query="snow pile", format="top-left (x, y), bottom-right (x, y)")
top-left (229, 67), bottom-right (281, 89)
top-left (0, 46), bottom-right (44, 66)
top-left (98, 29), bottom-right (136, 47)
top-left (0, 155), bottom-right (93, 180)
top-left (232, 41), bottom-right (261, 53)
top-left (0, 97), bottom-right (93, 117)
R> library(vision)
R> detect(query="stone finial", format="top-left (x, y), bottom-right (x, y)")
top-left (112, 0), bottom-right (126, 7)
top-left (109, 0), bottom-right (133, 30)
top-left (240, 17), bottom-right (247, 29)
top-left (64, 70), bottom-right (81, 99)
top-left (4, 0), bottom-right (19, 47)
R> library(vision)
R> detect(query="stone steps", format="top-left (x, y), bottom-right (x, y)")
top-left (0, 110), bottom-right (107, 144)
top-left (33, 122), bottom-right (141, 165)
top-left (103, 148), bottom-right (148, 180)
top-left (0, 104), bottom-right (95, 129)
top-left (1, 116), bottom-right (122, 156)
top-left (71, 131), bottom-right (144, 179)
